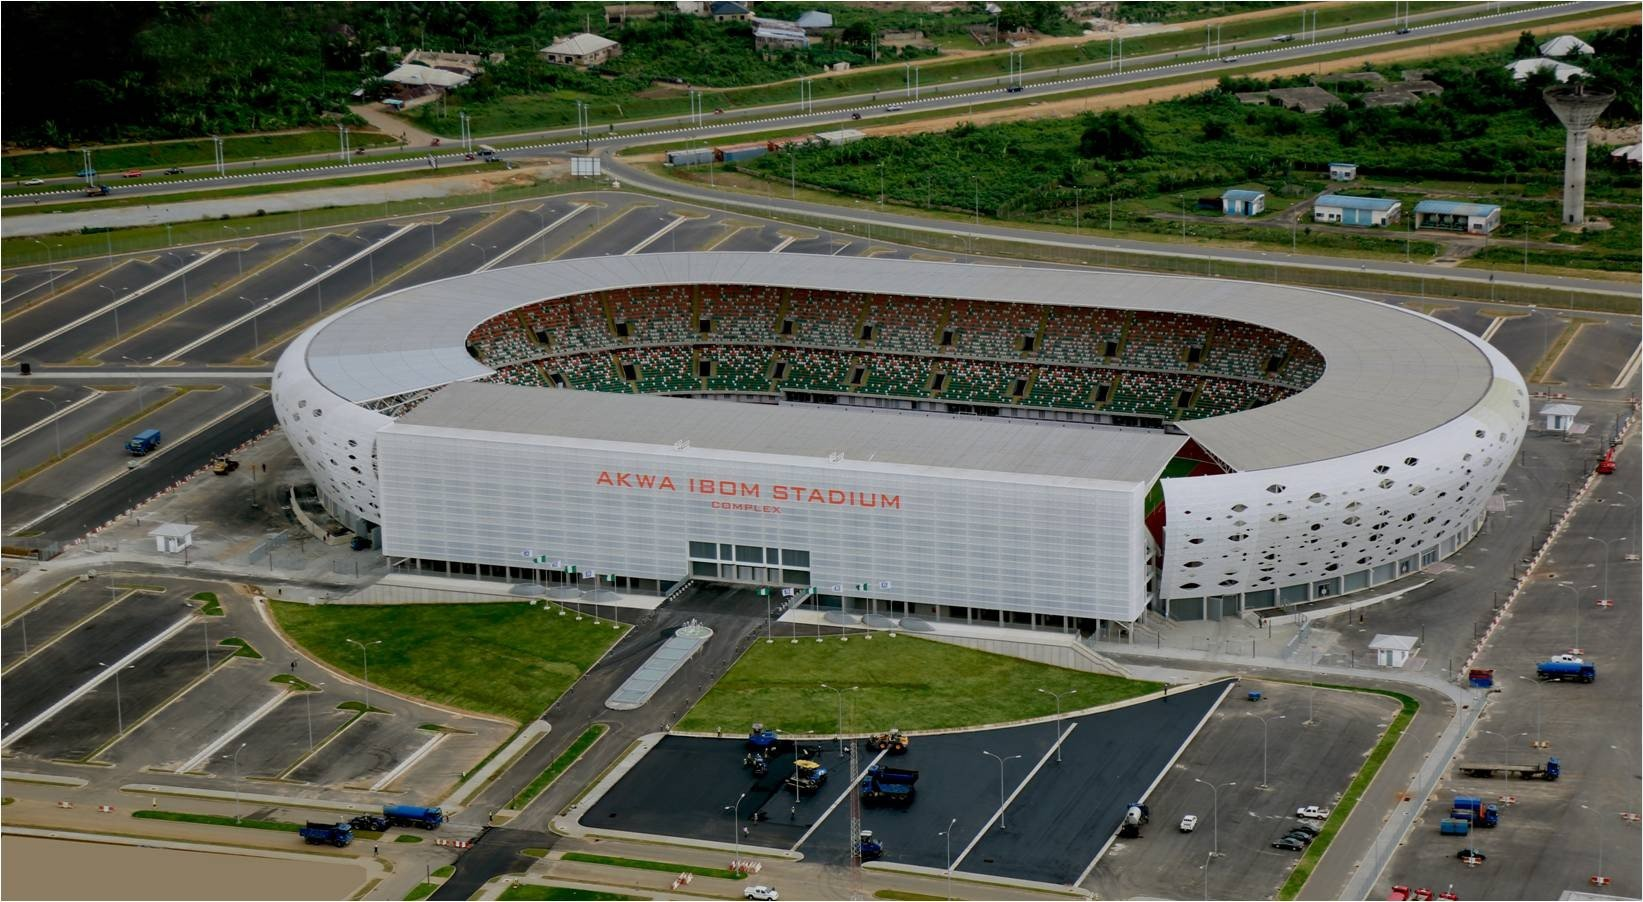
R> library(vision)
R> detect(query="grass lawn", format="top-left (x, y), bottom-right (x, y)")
top-left (431, 866), bottom-right (455, 879)
top-left (874, 892), bottom-right (947, 901)
top-left (192, 591), bottom-right (223, 616)
top-left (1, 131), bottom-right (401, 180)
top-left (677, 635), bottom-right (1161, 734)
top-left (509, 724), bottom-right (607, 810)
top-left (133, 810), bottom-right (298, 832)
top-left (559, 853), bottom-right (743, 881)
top-left (270, 602), bottom-right (626, 723)
top-left (403, 883), bottom-right (436, 901)
top-left (499, 886), bottom-right (641, 902)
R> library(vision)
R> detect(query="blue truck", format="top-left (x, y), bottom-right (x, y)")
top-left (1457, 756), bottom-right (1560, 781)
top-left (1536, 660), bottom-right (1596, 682)
top-left (125, 428), bottom-right (161, 455)
top-left (300, 821), bottom-right (354, 846)
top-left (860, 765), bottom-right (918, 807)
top-left (1452, 796), bottom-right (1499, 828)
top-left (1439, 818), bottom-right (1470, 836)
top-left (383, 804), bottom-right (444, 830)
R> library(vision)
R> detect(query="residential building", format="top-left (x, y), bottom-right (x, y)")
top-left (1221, 189), bottom-right (1266, 216)
top-left (1539, 34), bottom-right (1594, 57)
top-left (1505, 58), bottom-right (1589, 83)
top-left (541, 33), bottom-right (623, 67)
top-left (381, 65), bottom-right (472, 90)
top-left (1328, 162), bottom-right (1358, 181)
top-left (1312, 194), bottom-right (1401, 227)
top-left (1413, 200), bottom-right (1501, 234)
top-left (710, 1), bottom-right (753, 21)
top-left (796, 10), bottom-right (833, 30)
top-left (752, 17), bottom-right (809, 50)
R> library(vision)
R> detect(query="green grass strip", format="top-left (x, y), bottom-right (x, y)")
top-left (219, 637), bottom-right (262, 659)
top-left (509, 724), bottom-right (607, 810)
top-left (403, 883), bottom-right (437, 901)
top-left (395, 834), bottom-right (423, 843)
top-left (1276, 686), bottom-right (1418, 900)
top-left (133, 810), bottom-right (300, 832)
top-left (559, 852), bottom-right (745, 881)
top-left (431, 866), bottom-right (454, 878)
top-left (499, 886), bottom-right (641, 901)
top-left (192, 592), bottom-right (223, 616)
top-left (874, 892), bottom-right (948, 901)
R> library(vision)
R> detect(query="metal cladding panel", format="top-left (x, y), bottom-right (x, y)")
top-left (1161, 330), bottom-right (1528, 602)
top-left (376, 428), bottom-right (1150, 621)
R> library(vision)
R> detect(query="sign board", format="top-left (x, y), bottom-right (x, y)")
top-left (571, 156), bottom-right (602, 177)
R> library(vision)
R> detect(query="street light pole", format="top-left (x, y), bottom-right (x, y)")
top-left (939, 817), bottom-right (957, 901)
top-left (732, 791), bottom-right (748, 863)
top-left (981, 751), bottom-right (1023, 830)
top-left (1192, 778), bottom-right (1236, 856)
top-left (1586, 536), bottom-right (1628, 604)
top-left (33, 396), bottom-right (65, 460)
top-left (303, 263), bottom-right (326, 315)
top-left (238, 297), bottom-right (262, 352)
top-left (820, 684), bottom-right (855, 757)
top-left (305, 682), bottom-right (324, 750)
top-left (1246, 713), bottom-right (1285, 789)
top-left (345, 638), bottom-right (382, 710)
top-left (29, 239), bottom-right (58, 295)
top-left (229, 742), bottom-right (248, 822)
top-left (1037, 687), bottom-right (1076, 763)
top-left (1556, 582), bottom-right (1596, 649)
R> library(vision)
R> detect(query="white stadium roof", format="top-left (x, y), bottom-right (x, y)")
top-left (300, 254), bottom-right (1497, 473)
top-left (392, 381), bottom-right (1189, 487)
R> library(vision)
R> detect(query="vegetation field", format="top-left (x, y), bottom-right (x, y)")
top-left (270, 601), bottom-right (625, 723)
top-left (677, 634), bottom-right (1162, 735)
top-left (509, 724), bottom-right (607, 810)
top-left (1, 132), bottom-right (399, 181)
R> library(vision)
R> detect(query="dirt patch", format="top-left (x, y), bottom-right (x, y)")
top-left (864, 11), bottom-right (1640, 138)
top-left (1, 835), bottom-right (366, 901)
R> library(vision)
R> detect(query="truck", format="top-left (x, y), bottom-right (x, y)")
top-left (383, 804), bottom-right (444, 830)
top-left (1456, 756), bottom-right (1560, 780)
top-left (85, 184), bottom-right (111, 196)
top-left (746, 723), bottom-right (779, 754)
top-left (856, 830), bottom-right (883, 862)
top-left (1452, 796), bottom-right (1499, 828)
top-left (1536, 660), bottom-right (1596, 682)
top-left (210, 456), bottom-right (240, 475)
top-left (1439, 818), bottom-right (1471, 836)
top-left (1597, 448), bottom-right (1616, 475)
top-left (871, 728), bottom-right (909, 754)
top-left (1118, 803), bottom-right (1151, 838)
top-left (125, 428), bottom-right (162, 455)
top-left (859, 765), bottom-right (918, 807)
top-left (300, 821), bottom-right (355, 846)
top-left (785, 759), bottom-right (829, 792)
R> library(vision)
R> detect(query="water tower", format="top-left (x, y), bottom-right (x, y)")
top-left (1543, 83), bottom-right (1614, 228)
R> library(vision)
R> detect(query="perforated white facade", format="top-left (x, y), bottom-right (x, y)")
top-left (270, 254), bottom-right (1526, 624)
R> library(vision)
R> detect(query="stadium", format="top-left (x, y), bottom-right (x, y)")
top-left (272, 253), bottom-right (1527, 633)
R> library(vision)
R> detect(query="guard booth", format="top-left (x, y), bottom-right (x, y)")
top-left (149, 523), bottom-right (197, 554)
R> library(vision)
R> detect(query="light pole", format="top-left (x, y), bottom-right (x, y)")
top-left (1037, 687), bottom-right (1076, 762)
top-left (1557, 582), bottom-right (1597, 649)
top-left (981, 751), bottom-right (1022, 830)
top-left (732, 791), bottom-right (748, 863)
top-left (98, 661), bottom-right (133, 734)
top-left (350, 234), bottom-right (376, 284)
top-left (162, 251), bottom-right (190, 305)
top-left (1192, 778), bottom-right (1236, 856)
top-left (1517, 675), bottom-right (1545, 745)
top-left (1247, 713), bottom-right (1285, 789)
top-left (1481, 730), bottom-right (1529, 785)
top-left (302, 263), bottom-right (327, 315)
top-left (1586, 536), bottom-right (1628, 604)
top-left (96, 284), bottom-right (125, 340)
top-left (345, 638), bottom-right (382, 710)
top-left (222, 225), bottom-right (246, 276)
top-left (32, 396), bottom-right (65, 460)
top-left (29, 239), bottom-right (57, 295)
top-left (939, 817), bottom-right (957, 901)
top-left (470, 242), bottom-right (491, 268)
top-left (1202, 849), bottom-right (1214, 901)
top-left (305, 682), bottom-right (324, 750)
top-left (820, 684), bottom-right (856, 757)
top-left (227, 741), bottom-right (247, 822)
top-left (238, 296), bottom-right (262, 353)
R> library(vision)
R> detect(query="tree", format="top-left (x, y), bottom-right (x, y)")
top-left (1512, 30), bottom-right (1538, 59)
top-left (1077, 111), bottom-right (1149, 161)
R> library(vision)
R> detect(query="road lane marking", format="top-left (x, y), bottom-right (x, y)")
top-left (4, 252), bottom-right (223, 359)
top-left (624, 215), bottom-right (687, 255)
top-left (484, 204), bottom-right (589, 270)
top-left (1, 388), bottom-right (104, 447)
top-left (369, 731), bottom-right (448, 792)
top-left (769, 236), bottom-right (796, 253)
top-left (176, 690), bottom-right (289, 774)
top-left (950, 722), bottom-right (1079, 870)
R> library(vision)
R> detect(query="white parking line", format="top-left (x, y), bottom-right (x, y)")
top-left (157, 223), bottom-right (417, 362)
top-left (3, 268), bottom-right (74, 303)
top-left (176, 689), bottom-right (289, 774)
top-left (1610, 342), bottom-right (1642, 390)
top-left (369, 731), bottom-right (448, 791)
top-left (949, 722), bottom-right (1080, 870)
top-left (625, 215), bottom-right (687, 255)
top-left (5, 251), bottom-right (222, 359)
top-left (789, 745), bottom-right (890, 851)
top-left (483, 204), bottom-right (589, 270)
top-left (0, 615), bottom-right (194, 749)
top-left (1, 389), bottom-right (104, 447)
top-left (829, 241), bottom-right (854, 256)
top-left (1479, 316), bottom-right (1508, 343)
top-left (769, 236), bottom-right (796, 253)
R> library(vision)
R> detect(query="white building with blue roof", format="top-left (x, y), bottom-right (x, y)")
top-left (1313, 194), bottom-right (1402, 227)
top-left (1221, 189), bottom-right (1266, 216)
top-left (1414, 199), bottom-right (1501, 234)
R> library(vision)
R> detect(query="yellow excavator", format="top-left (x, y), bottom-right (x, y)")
top-left (871, 728), bottom-right (910, 754)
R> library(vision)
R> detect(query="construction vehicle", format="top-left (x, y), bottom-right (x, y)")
top-left (300, 821), bottom-right (354, 847)
top-left (742, 751), bottom-right (770, 777)
top-left (1439, 818), bottom-right (1471, 836)
top-left (871, 729), bottom-right (910, 754)
top-left (1456, 756), bottom-right (1560, 780)
top-left (125, 428), bottom-right (161, 455)
top-left (1451, 796), bottom-right (1499, 828)
top-left (349, 814), bottom-right (390, 832)
top-left (383, 804), bottom-right (444, 829)
top-left (210, 456), bottom-right (240, 475)
top-left (1118, 803), bottom-right (1150, 838)
top-left (859, 765), bottom-right (918, 807)
top-left (84, 184), bottom-right (111, 196)
top-left (1388, 885), bottom-right (1411, 901)
top-left (785, 759), bottom-right (829, 792)
top-left (856, 830), bottom-right (883, 862)
top-left (1536, 660), bottom-right (1596, 682)
top-left (1597, 448), bottom-right (1617, 475)
top-left (747, 723), bottom-right (779, 754)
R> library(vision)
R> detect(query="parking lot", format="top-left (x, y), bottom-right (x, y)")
top-left (1, 572), bottom-right (509, 803)
top-left (579, 681), bottom-right (1228, 886)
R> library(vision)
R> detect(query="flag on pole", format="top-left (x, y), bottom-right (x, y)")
top-left (757, 587), bottom-right (771, 596)
top-left (533, 555), bottom-right (551, 565)
top-left (877, 580), bottom-right (893, 590)
top-left (830, 584), bottom-right (843, 593)
top-left (781, 588), bottom-right (795, 597)
top-left (520, 549), bottom-right (534, 559)
top-left (855, 583), bottom-right (871, 591)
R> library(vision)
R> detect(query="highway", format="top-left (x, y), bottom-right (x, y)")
top-left (2, 1), bottom-right (1613, 207)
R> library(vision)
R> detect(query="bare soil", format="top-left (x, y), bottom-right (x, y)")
top-left (1, 835), bottom-right (366, 901)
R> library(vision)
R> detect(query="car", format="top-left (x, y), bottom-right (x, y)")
top-left (1296, 806), bottom-right (1331, 819)
top-left (1550, 653), bottom-right (1584, 663)
top-left (1288, 823), bottom-right (1320, 837)
top-left (884, 105), bottom-right (903, 112)
top-left (1221, 55), bottom-right (1241, 63)
top-left (1456, 848), bottom-right (1487, 862)
top-left (1272, 34), bottom-right (1295, 42)
top-left (165, 167), bottom-right (184, 175)
top-left (1282, 830), bottom-right (1315, 845)
top-left (22, 177), bottom-right (43, 185)
top-left (744, 887), bottom-right (779, 901)
top-left (76, 167), bottom-right (96, 177)
top-left (122, 169), bottom-right (143, 178)
top-left (1272, 837), bottom-right (1306, 851)
top-left (1006, 85), bottom-right (1024, 93)
top-left (1396, 26), bottom-right (1412, 34)
top-left (1179, 814), bottom-right (1199, 833)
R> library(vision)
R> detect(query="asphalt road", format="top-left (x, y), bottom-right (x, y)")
top-left (1, 583), bottom-right (148, 669)
top-left (227, 694), bottom-right (353, 778)
top-left (287, 713), bottom-right (434, 788)
top-left (1, 384), bottom-right (92, 437)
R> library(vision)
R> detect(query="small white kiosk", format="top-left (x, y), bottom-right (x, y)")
top-left (149, 522), bottom-right (197, 555)
top-left (1370, 633), bottom-right (1418, 668)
